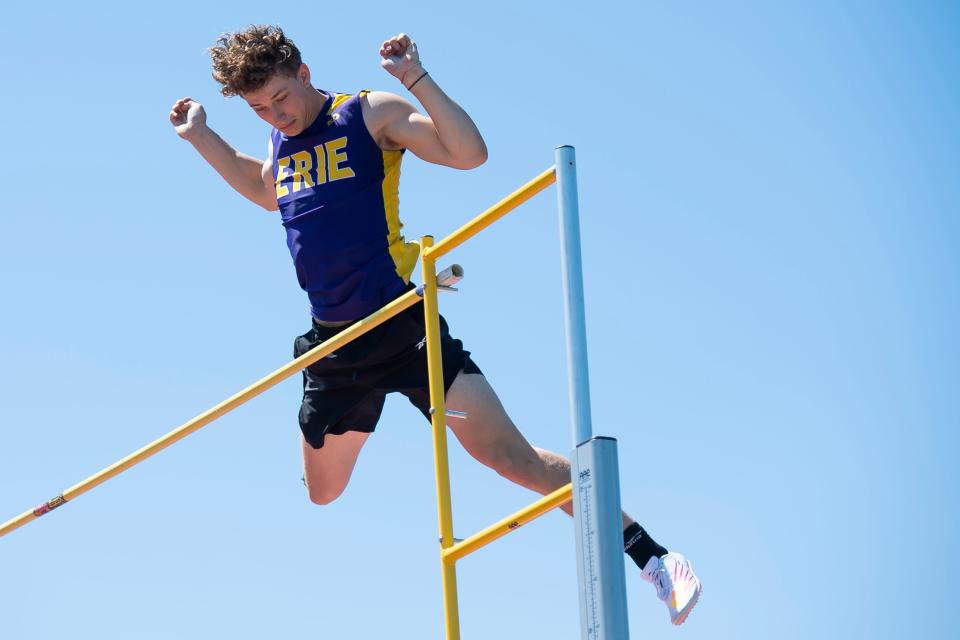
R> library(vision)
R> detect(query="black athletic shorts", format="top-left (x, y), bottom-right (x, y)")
top-left (293, 295), bottom-right (482, 449)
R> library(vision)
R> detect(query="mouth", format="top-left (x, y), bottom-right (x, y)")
top-left (278, 119), bottom-right (296, 132)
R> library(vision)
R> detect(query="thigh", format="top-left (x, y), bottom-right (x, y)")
top-left (441, 372), bottom-right (538, 465)
top-left (302, 430), bottom-right (370, 503)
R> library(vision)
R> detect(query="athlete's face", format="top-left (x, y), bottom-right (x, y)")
top-left (242, 64), bottom-right (319, 136)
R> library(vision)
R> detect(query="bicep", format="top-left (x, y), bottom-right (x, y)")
top-left (385, 112), bottom-right (459, 166)
top-left (368, 92), bottom-right (459, 168)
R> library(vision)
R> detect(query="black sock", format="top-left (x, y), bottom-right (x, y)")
top-left (623, 522), bottom-right (668, 569)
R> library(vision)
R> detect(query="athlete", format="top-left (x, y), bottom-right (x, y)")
top-left (169, 26), bottom-right (700, 625)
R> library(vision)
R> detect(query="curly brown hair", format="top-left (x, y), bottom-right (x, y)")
top-left (209, 25), bottom-right (303, 97)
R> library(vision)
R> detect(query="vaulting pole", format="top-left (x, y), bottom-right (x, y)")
top-left (0, 289), bottom-right (423, 538)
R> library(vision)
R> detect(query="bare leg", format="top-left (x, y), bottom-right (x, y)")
top-left (444, 372), bottom-right (635, 528)
top-left (301, 430), bottom-right (370, 505)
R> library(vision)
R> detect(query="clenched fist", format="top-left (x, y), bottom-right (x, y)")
top-left (169, 97), bottom-right (207, 141)
top-left (379, 34), bottom-right (425, 87)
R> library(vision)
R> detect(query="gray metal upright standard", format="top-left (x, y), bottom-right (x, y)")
top-left (556, 145), bottom-right (631, 640)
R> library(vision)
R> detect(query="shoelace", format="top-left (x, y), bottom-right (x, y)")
top-left (652, 567), bottom-right (671, 600)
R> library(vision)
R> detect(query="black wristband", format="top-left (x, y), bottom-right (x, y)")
top-left (406, 70), bottom-right (429, 91)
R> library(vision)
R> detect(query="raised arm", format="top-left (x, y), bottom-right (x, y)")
top-left (169, 97), bottom-right (278, 211)
top-left (367, 34), bottom-right (487, 170)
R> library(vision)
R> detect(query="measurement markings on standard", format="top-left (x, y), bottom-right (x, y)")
top-left (578, 466), bottom-right (601, 638)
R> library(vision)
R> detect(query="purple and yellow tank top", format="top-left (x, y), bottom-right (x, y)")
top-left (270, 90), bottom-right (420, 321)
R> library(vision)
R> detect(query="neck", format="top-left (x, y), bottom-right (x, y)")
top-left (303, 87), bottom-right (328, 128)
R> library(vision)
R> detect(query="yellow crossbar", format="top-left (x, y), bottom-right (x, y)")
top-left (442, 483), bottom-right (572, 564)
top-left (0, 288), bottom-right (423, 538)
top-left (423, 166), bottom-right (556, 260)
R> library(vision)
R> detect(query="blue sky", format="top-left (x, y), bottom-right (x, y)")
top-left (1, 2), bottom-right (957, 638)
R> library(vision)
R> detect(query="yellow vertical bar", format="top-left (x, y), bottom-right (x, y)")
top-left (420, 236), bottom-right (460, 640)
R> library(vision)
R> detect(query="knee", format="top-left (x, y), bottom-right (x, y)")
top-left (305, 482), bottom-right (346, 506)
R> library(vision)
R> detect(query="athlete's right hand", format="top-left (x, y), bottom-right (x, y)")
top-left (169, 97), bottom-right (207, 140)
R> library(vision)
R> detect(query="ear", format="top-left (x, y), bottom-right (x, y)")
top-left (298, 63), bottom-right (312, 87)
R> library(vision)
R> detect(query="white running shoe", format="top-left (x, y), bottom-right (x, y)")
top-left (641, 552), bottom-right (701, 625)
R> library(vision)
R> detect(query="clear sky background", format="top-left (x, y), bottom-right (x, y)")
top-left (1, 2), bottom-right (957, 639)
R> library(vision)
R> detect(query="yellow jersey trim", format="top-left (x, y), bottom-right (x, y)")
top-left (381, 149), bottom-right (419, 282)
top-left (330, 92), bottom-right (353, 112)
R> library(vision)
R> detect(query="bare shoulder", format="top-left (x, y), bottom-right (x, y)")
top-left (362, 90), bottom-right (415, 113)
top-left (360, 90), bottom-right (418, 149)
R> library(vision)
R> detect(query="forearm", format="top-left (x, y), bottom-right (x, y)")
top-left (186, 126), bottom-right (275, 210)
top-left (407, 70), bottom-right (487, 168)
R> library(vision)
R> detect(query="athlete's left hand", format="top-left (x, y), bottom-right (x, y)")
top-left (380, 34), bottom-right (423, 86)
